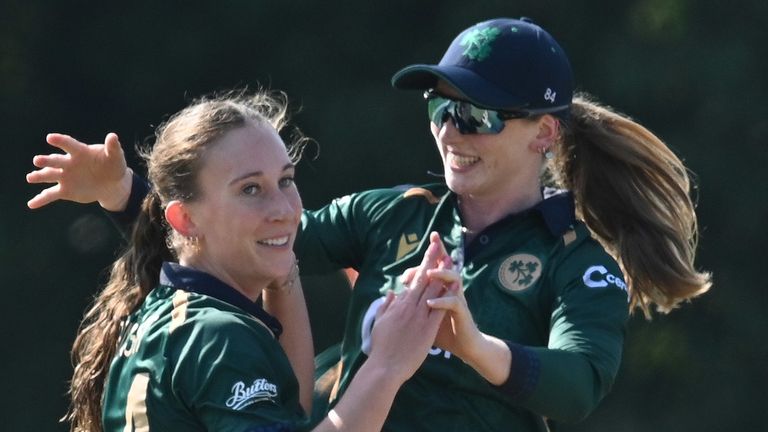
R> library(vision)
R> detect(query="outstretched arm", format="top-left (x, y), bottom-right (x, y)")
top-left (26, 133), bottom-right (133, 211)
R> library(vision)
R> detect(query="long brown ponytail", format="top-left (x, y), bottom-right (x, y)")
top-left (66, 192), bottom-right (173, 431)
top-left (65, 90), bottom-right (305, 431)
top-left (552, 92), bottom-right (711, 317)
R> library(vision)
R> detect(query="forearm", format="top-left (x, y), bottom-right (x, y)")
top-left (458, 332), bottom-right (512, 385)
top-left (262, 280), bottom-right (314, 414)
top-left (311, 360), bottom-right (403, 432)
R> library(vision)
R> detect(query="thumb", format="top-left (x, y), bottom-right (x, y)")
top-left (104, 133), bottom-right (123, 159)
top-left (375, 291), bottom-right (395, 321)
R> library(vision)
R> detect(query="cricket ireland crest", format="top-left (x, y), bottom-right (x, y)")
top-left (498, 253), bottom-right (543, 292)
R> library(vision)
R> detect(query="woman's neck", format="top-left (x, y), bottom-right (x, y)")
top-left (458, 186), bottom-right (542, 241)
top-left (179, 256), bottom-right (265, 302)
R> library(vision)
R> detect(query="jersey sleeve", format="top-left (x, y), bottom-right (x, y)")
top-left (295, 189), bottom-right (401, 275)
top-left (168, 312), bottom-right (303, 431)
top-left (502, 244), bottom-right (629, 422)
top-left (104, 171), bottom-right (150, 235)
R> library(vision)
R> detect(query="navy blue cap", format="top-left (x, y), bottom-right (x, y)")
top-left (392, 18), bottom-right (573, 117)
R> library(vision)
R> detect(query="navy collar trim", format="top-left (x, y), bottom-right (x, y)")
top-left (536, 188), bottom-right (576, 236)
top-left (159, 262), bottom-right (283, 339)
top-left (449, 188), bottom-right (576, 237)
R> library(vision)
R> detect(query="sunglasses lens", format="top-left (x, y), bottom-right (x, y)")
top-left (426, 93), bottom-right (506, 134)
top-left (427, 96), bottom-right (452, 127)
top-left (452, 101), bottom-right (505, 134)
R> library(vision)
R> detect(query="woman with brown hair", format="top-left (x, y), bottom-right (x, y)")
top-left (46, 91), bottom-right (447, 432)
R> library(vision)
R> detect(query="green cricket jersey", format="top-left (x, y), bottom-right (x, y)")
top-left (115, 176), bottom-right (628, 431)
top-left (102, 262), bottom-right (304, 432)
top-left (297, 184), bottom-right (629, 431)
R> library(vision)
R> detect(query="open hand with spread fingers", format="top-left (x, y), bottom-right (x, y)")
top-left (26, 133), bottom-right (132, 211)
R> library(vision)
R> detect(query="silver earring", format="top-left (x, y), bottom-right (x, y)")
top-left (544, 149), bottom-right (554, 160)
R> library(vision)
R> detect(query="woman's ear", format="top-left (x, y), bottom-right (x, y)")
top-left (165, 200), bottom-right (197, 238)
top-left (537, 115), bottom-right (560, 141)
top-left (528, 115), bottom-right (560, 153)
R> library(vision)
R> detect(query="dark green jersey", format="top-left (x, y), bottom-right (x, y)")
top-left (297, 184), bottom-right (629, 431)
top-left (102, 262), bottom-right (303, 432)
top-left (115, 176), bottom-right (628, 431)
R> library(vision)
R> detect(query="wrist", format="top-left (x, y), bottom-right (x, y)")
top-left (358, 357), bottom-right (409, 393)
top-left (98, 168), bottom-right (133, 211)
top-left (265, 260), bottom-right (299, 293)
top-left (453, 327), bottom-right (487, 364)
top-left (462, 334), bottom-right (511, 386)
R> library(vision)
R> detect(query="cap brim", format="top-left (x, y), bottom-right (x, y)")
top-left (391, 64), bottom-right (530, 111)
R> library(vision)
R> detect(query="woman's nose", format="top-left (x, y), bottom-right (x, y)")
top-left (439, 116), bottom-right (463, 142)
top-left (266, 191), bottom-right (298, 222)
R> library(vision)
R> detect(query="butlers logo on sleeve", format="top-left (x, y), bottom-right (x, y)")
top-left (225, 378), bottom-right (279, 410)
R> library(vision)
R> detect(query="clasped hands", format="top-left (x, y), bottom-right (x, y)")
top-left (396, 232), bottom-right (483, 364)
top-left (366, 231), bottom-right (485, 382)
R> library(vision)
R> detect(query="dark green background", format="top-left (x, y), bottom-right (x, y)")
top-left (3, 1), bottom-right (766, 430)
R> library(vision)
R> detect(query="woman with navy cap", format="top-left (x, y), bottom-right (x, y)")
top-left (28, 17), bottom-right (710, 431)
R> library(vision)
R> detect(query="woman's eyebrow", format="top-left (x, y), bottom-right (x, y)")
top-left (228, 164), bottom-right (295, 185)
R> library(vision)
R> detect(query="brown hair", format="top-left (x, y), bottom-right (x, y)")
top-left (550, 92), bottom-right (711, 318)
top-left (65, 90), bottom-right (306, 431)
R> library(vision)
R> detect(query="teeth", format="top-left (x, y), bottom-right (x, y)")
top-left (449, 153), bottom-right (480, 168)
top-left (258, 236), bottom-right (289, 246)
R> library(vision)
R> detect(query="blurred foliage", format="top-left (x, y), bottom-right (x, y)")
top-left (2, 0), bottom-right (766, 430)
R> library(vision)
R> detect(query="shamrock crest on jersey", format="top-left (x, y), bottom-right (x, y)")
top-left (498, 253), bottom-right (543, 293)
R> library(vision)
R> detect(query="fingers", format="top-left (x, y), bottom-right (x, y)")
top-left (426, 268), bottom-right (461, 287)
top-left (403, 233), bottom-right (450, 289)
top-left (31, 153), bottom-right (71, 169)
top-left (406, 241), bottom-right (441, 298)
top-left (423, 297), bottom-right (448, 336)
top-left (428, 232), bottom-right (456, 273)
top-left (430, 231), bottom-right (449, 259)
top-left (30, 134), bottom-right (80, 172)
top-left (26, 166), bottom-right (62, 185)
top-left (397, 233), bottom-right (461, 313)
top-left (27, 184), bottom-right (62, 209)
top-left (419, 276), bottom-right (446, 306)
top-left (377, 291), bottom-right (395, 318)
top-left (422, 268), bottom-right (460, 315)
top-left (391, 272), bottom-right (443, 320)
top-left (400, 267), bottom-right (417, 287)
top-left (45, 133), bottom-right (84, 154)
top-left (421, 240), bottom-right (442, 268)
top-left (438, 254), bottom-right (453, 270)
top-left (423, 285), bottom-right (451, 324)
top-left (425, 295), bottom-right (461, 313)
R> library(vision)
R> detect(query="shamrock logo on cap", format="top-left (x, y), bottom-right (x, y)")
top-left (460, 26), bottom-right (501, 61)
